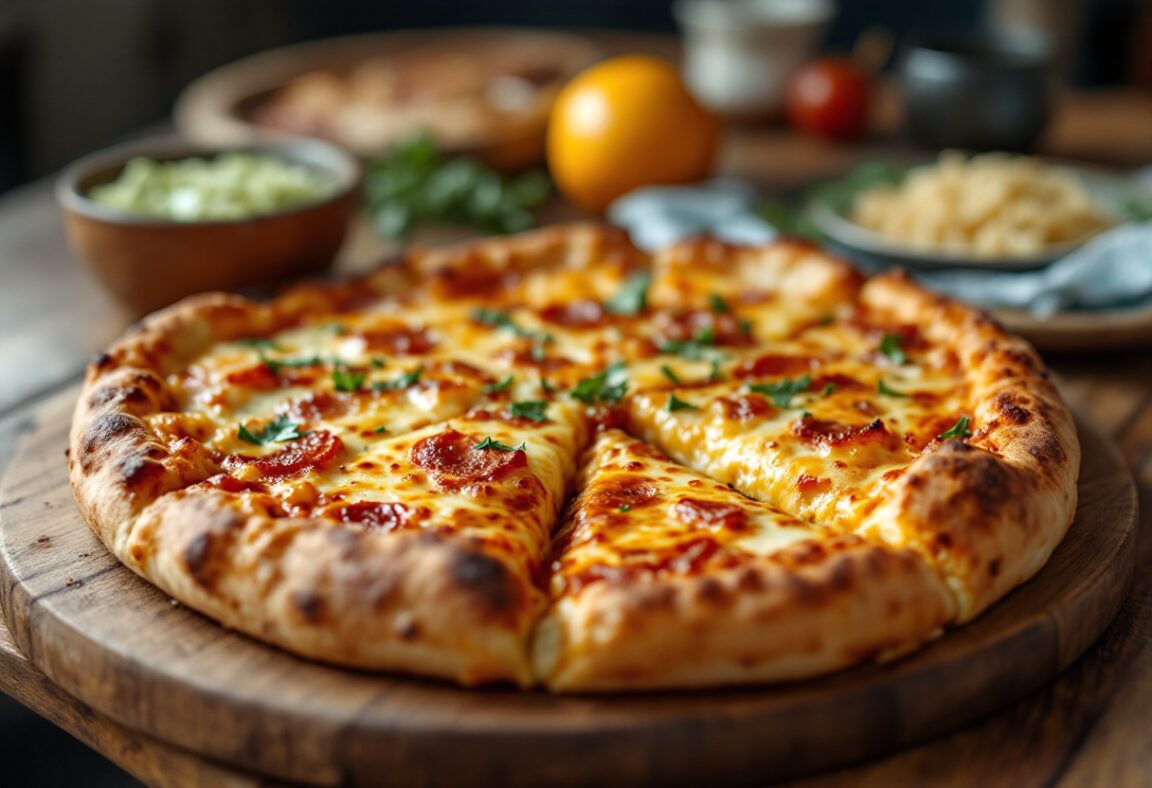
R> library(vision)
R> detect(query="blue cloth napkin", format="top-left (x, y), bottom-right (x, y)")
top-left (608, 181), bottom-right (1152, 317)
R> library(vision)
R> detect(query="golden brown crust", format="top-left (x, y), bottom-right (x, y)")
top-left (857, 272), bottom-right (1080, 619)
top-left (69, 224), bottom-right (1080, 691)
top-left (535, 535), bottom-right (952, 691)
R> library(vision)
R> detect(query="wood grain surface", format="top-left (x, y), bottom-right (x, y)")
top-left (0, 387), bottom-right (1136, 787)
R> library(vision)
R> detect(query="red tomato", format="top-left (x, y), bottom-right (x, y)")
top-left (785, 58), bottom-right (872, 141)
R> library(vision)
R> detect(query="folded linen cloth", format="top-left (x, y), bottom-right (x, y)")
top-left (608, 181), bottom-right (1152, 317)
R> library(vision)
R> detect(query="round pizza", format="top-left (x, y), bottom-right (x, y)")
top-left (69, 224), bottom-right (1079, 691)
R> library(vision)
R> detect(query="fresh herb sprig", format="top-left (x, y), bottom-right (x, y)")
top-left (474, 436), bottom-right (526, 452)
top-left (364, 134), bottom-right (551, 239)
top-left (938, 415), bottom-right (973, 440)
top-left (747, 374), bottom-right (812, 408)
top-left (373, 366), bottom-right (424, 392)
top-left (571, 362), bottom-right (629, 404)
top-left (237, 414), bottom-right (305, 445)
top-left (509, 400), bottom-right (550, 422)
top-left (605, 272), bottom-right (651, 316)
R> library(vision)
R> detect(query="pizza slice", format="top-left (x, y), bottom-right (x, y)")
top-left (532, 429), bottom-right (953, 691)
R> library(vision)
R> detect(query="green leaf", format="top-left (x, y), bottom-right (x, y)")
top-left (618, 504), bottom-right (631, 513)
top-left (938, 415), bottom-right (972, 440)
top-left (237, 337), bottom-right (280, 350)
top-left (667, 394), bottom-right (698, 412)
top-left (879, 334), bottom-right (907, 365)
top-left (236, 413), bottom-right (305, 445)
top-left (370, 357), bottom-right (387, 368)
top-left (509, 400), bottom-right (549, 422)
top-left (571, 362), bottom-right (628, 404)
top-left (660, 364), bottom-right (681, 384)
top-left (820, 383), bottom-right (837, 396)
top-left (483, 375), bottom-right (515, 394)
top-left (747, 374), bottom-right (812, 408)
top-left (470, 308), bottom-right (553, 346)
top-left (708, 293), bottom-right (731, 314)
top-left (260, 353), bottom-right (324, 375)
top-left (332, 369), bottom-right (366, 393)
top-left (658, 326), bottom-right (719, 361)
top-left (373, 425), bottom-right (387, 434)
top-left (373, 366), bottom-right (424, 392)
top-left (473, 435), bottom-right (526, 452)
top-left (540, 378), bottom-right (556, 395)
top-left (709, 359), bottom-right (725, 383)
top-left (877, 378), bottom-right (907, 397)
top-left (364, 133), bottom-right (551, 240)
top-left (605, 272), bottom-right (652, 316)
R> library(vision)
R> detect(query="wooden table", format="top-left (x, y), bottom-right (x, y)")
top-left (1, 88), bottom-right (1151, 785)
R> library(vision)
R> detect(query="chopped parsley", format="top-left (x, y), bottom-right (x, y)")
top-left (370, 357), bottom-right (387, 368)
top-left (540, 378), bottom-right (556, 395)
top-left (373, 366), bottom-right (424, 391)
top-left (708, 293), bottom-right (731, 314)
top-left (373, 425), bottom-right (388, 434)
top-left (237, 337), bottom-right (280, 350)
top-left (331, 368), bottom-right (366, 393)
top-left (605, 271), bottom-right (651, 316)
top-left (709, 359), bottom-right (725, 382)
top-left (738, 318), bottom-right (754, 336)
top-left (938, 415), bottom-right (972, 440)
top-left (747, 374), bottom-right (812, 408)
top-left (618, 504), bottom-right (632, 513)
top-left (260, 353), bottom-right (324, 375)
top-left (667, 394), bottom-right (698, 412)
top-left (571, 361), bottom-right (628, 404)
top-left (820, 383), bottom-right (837, 396)
top-left (658, 326), bottom-right (718, 360)
top-left (876, 378), bottom-right (906, 398)
top-left (509, 400), bottom-right (549, 422)
top-left (236, 414), bottom-right (305, 445)
top-left (879, 334), bottom-right (908, 365)
top-left (473, 436), bottom-right (526, 452)
top-left (660, 364), bottom-right (681, 384)
top-left (470, 307), bottom-right (554, 346)
top-left (483, 374), bottom-right (515, 394)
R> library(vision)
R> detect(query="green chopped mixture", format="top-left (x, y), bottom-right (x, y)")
top-left (88, 153), bottom-right (338, 221)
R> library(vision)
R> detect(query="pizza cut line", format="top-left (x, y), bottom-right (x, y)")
top-left (69, 224), bottom-right (1079, 691)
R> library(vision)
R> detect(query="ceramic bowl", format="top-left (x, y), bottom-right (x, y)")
top-left (56, 137), bottom-right (361, 316)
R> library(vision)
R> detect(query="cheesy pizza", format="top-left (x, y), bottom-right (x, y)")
top-left (69, 224), bottom-right (1079, 690)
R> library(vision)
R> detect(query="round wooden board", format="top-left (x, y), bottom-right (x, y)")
top-left (0, 389), bottom-right (1136, 787)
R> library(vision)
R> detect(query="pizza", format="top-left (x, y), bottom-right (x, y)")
top-left (69, 224), bottom-right (1079, 691)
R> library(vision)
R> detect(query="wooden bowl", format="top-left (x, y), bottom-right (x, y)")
top-left (56, 137), bottom-right (361, 316)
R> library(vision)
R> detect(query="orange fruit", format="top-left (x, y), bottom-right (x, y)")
top-left (547, 55), bottom-right (720, 214)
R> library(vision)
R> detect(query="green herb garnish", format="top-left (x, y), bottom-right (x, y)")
top-left (260, 353), bottom-right (324, 375)
top-left (236, 414), bottom-right (305, 445)
top-left (820, 383), bottom-right (837, 396)
top-left (483, 375), bottom-right (515, 394)
top-left (571, 362), bottom-right (628, 404)
top-left (238, 338), bottom-right (280, 350)
top-left (332, 369), bottom-right (366, 393)
top-left (509, 400), bottom-right (549, 422)
top-left (370, 357), bottom-right (387, 368)
top-left (747, 374), bottom-right (812, 408)
top-left (938, 416), bottom-right (972, 440)
top-left (660, 365), bottom-right (681, 385)
top-left (708, 293), bottom-right (731, 314)
top-left (470, 307), bottom-right (554, 346)
top-left (473, 436), bottom-right (526, 452)
top-left (373, 366), bottom-right (424, 391)
top-left (605, 272), bottom-right (651, 316)
top-left (373, 425), bottom-right (388, 434)
top-left (667, 394), bottom-right (698, 412)
top-left (659, 326), bottom-right (719, 360)
top-left (709, 359), bottom-right (725, 383)
top-left (877, 379), bottom-right (906, 398)
top-left (540, 378), bottom-right (556, 395)
top-left (364, 134), bottom-right (551, 239)
top-left (618, 504), bottom-right (631, 513)
top-left (879, 334), bottom-right (907, 365)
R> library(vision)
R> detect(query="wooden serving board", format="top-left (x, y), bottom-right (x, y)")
top-left (0, 388), bottom-right (1136, 786)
